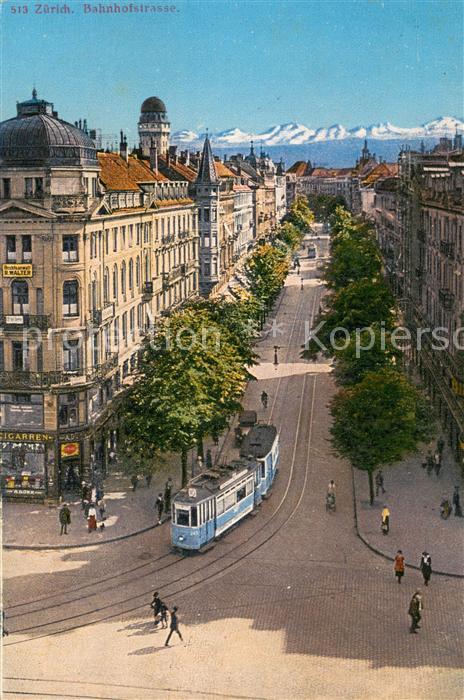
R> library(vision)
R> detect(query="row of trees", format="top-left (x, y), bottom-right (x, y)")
top-left (119, 197), bottom-right (310, 486)
top-left (304, 204), bottom-right (435, 504)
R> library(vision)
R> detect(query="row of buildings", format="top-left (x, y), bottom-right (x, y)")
top-left (372, 135), bottom-right (464, 463)
top-left (0, 92), bottom-right (289, 501)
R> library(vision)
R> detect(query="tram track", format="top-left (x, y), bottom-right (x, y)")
top-left (5, 268), bottom-right (322, 645)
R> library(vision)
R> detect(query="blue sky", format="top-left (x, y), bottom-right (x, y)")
top-left (1, 0), bottom-right (462, 142)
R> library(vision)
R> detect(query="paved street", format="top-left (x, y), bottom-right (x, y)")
top-left (3, 251), bottom-right (464, 700)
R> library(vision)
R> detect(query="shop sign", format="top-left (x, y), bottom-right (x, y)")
top-left (5, 315), bottom-right (24, 325)
top-left (2, 264), bottom-right (33, 278)
top-left (0, 431), bottom-right (54, 442)
top-left (3, 488), bottom-right (44, 496)
top-left (60, 442), bottom-right (80, 458)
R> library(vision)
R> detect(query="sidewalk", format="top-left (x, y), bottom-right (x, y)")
top-left (352, 445), bottom-right (464, 577)
top-left (2, 441), bottom-right (227, 550)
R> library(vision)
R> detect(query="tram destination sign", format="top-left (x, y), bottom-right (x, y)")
top-left (3, 264), bottom-right (33, 278)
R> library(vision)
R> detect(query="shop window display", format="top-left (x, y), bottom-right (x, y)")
top-left (0, 440), bottom-right (46, 490)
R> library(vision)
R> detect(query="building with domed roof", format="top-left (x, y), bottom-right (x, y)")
top-left (0, 92), bottom-right (198, 503)
top-left (138, 96), bottom-right (170, 157)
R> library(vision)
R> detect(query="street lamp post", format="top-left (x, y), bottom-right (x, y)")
top-left (273, 345), bottom-right (280, 366)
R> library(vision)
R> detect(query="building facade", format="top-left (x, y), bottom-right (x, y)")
top-left (0, 93), bottom-right (198, 501)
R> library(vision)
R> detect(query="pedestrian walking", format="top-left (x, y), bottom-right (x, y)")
top-left (160, 602), bottom-right (168, 629)
top-left (83, 498), bottom-right (91, 519)
top-left (394, 550), bottom-right (405, 583)
top-left (261, 390), bottom-right (268, 409)
top-left (81, 480), bottom-right (88, 509)
top-left (156, 493), bottom-right (164, 525)
top-left (165, 606), bottom-right (183, 646)
top-left (452, 486), bottom-right (462, 517)
top-left (327, 480), bottom-right (336, 494)
top-left (205, 449), bottom-right (213, 469)
top-left (59, 503), bottom-right (71, 535)
top-left (381, 505), bottom-right (390, 535)
top-left (212, 431), bottom-right (219, 446)
top-left (420, 552), bottom-right (432, 586)
top-left (408, 590), bottom-right (423, 633)
top-left (375, 469), bottom-right (386, 496)
top-left (437, 436), bottom-right (445, 455)
top-left (87, 504), bottom-right (97, 533)
top-left (164, 478), bottom-right (173, 514)
top-left (433, 451), bottom-right (442, 477)
top-left (300, 277), bottom-right (304, 290)
top-left (145, 473), bottom-right (153, 488)
top-left (150, 591), bottom-right (163, 627)
top-left (130, 474), bottom-right (139, 491)
top-left (98, 498), bottom-right (106, 521)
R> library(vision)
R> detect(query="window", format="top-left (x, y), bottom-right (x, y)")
top-left (204, 208), bottom-right (210, 223)
top-left (6, 236), bottom-right (16, 262)
top-left (113, 227), bottom-right (117, 252)
top-left (216, 498), bottom-right (224, 516)
top-left (2, 179), bottom-right (11, 199)
top-left (130, 307), bottom-right (135, 338)
top-left (104, 268), bottom-right (110, 302)
top-left (0, 392), bottom-right (43, 429)
top-left (122, 312), bottom-right (127, 344)
top-left (63, 280), bottom-right (79, 316)
top-left (121, 226), bottom-right (126, 247)
top-left (191, 506), bottom-right (198, 526)
top-left (122, 359), bottom-right (129, 378)
top-left (37, 343), bottom-right (43, 371)
top-left (92, 331), bottom-right (99, 367)
top-left (129, 259), bottom-right (133, 290)
top-left (12, 281), bottom-right (29, 314)
top-left (58, 393), bottom-right (79, 428)
top-left (113, 318), bottom-right (119, 349)
top-left (129, 224), bottom-right (134, 246)
top-left (35, 178), bottom-right (43, 196)
top-left (0, 341), bottom-right (4, 371)
top-left (136, 257), bottom-right (140, 287)
top-left (63, 339), bottom-right (81, 372)
top-left (136, 223), bottom-right (141, 245)
top-left (113, 265), bottom-right (118, 300)
top-left (21, 235), bottom-right (32, 262)
top-left (121, 261), bottom-right (126, 296)
top-left (92, 178), bottom-right (98, 197)
top-left (63, 235), bottom-right (78, 262)
top-left (36, 288), bottom-right (44, 314)
top-left (237, 485), bottom-right (246, 502)
top-left (176, 508), bottom-right (189, 526)
top-left (12, 341), bottom-right (28, 371)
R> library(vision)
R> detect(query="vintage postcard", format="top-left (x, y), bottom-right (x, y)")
top-left (1, 1), bottom-right (463, 698)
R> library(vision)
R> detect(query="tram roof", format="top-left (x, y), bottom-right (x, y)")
top-left (174, 458), bottom-right (259, 504)
top-left (240, 424), bottom-right (278, 459)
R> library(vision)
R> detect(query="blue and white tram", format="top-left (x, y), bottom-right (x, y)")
top-left (171, 459), bottom-right (259, 551)
top-left (240, 424), bottom-right (279, 498)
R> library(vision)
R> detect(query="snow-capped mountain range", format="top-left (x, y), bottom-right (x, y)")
top-left (172, 117), bottom-right (463, 147)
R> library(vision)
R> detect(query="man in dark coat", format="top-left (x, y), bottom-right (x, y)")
top-left (156, 493), bottom-right (164, 525)
top-left (165, 606), bottom-right (183, 646)
top-left (150, 591), bottom-right (162, 627)
top-left (420, 552), bottom-right (432, 586)
top-left (59, 503), bottom-right (71, 535)
top-left (453, 486), bottom-right (462, 517)
top-left (408, 590), bottom-right (423, 633)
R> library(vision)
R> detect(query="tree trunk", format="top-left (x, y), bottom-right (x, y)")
top-left (368, 469), bottom-right (375, 506)
top-left (181, 449), bottom-right (188, 488)
top-left (197, 436), bottom-right (204, 460)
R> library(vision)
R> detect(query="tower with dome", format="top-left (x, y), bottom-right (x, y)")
top-left (138, 96), bottom-right (170, 157)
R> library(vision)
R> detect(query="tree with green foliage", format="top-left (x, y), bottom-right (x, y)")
top-left (245, 243), bottom-right (289, 309)
top-left (323, 235), bottom-right (382, 291)
top-left (330, 367), bottom-right (435, 504)
top-left (287, 195), bottom-right (315, 231)
top-left (121, 308), bottom-right (250, 486)
top-left (333, 325), bottom-right (402, 386)
top-left (303, 278), bottom-right (396, 359)
top-left (276, 222), bottom-right (303, 251)
top-left (306, 194), bottom-right (347, 222)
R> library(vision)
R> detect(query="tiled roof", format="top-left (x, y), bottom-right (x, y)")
top-left (127, 155), bottom-right (167, 182)
top-left (215, 161), bottom-right (236, 178)
top-left (97, 153), bottom-right (140, 191)
top-left (362, 162), bottom-right (399, 186)
top-left (156, 198), bottom-right (195, 208)
top-left (158, 156), bottom-right (197, 182)
top-left (287, 161), bottom-right (311, 177)
top-left (233, 183), bottom-right (252, 192)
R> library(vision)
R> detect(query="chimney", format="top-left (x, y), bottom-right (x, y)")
top-left (169, 145), bottom-right (178, 164)
top-left (119, 131), bottom-right (128, 161)
top-left (185, 150), bottom-right (190, 166)
top-left (79, 119), bottom-right (82, 130)
top-left (83, 119), bottom-right (88, 133)
top-left (150, 141), bottom-right (158, 172)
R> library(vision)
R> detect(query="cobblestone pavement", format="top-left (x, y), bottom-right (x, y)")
top-left (3, 255), bottom-right (464, 699)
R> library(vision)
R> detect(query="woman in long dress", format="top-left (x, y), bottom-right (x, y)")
top-left (87, 504), bottom-right (97, 533)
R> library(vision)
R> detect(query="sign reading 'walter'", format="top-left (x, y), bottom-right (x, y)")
top-left (2, 264), bottom-right (33, 277)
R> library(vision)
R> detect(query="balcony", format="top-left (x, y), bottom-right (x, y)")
top-left (143, 281), bottom-right (153, 296)
top-left (0, 369), bottom-right (65, 389)
top-left (0, 314), bottom-right (50, 330)
top-left (87, 353), bottom-right (118, 381)
top-left (439, 288), bottom-right (455, 310)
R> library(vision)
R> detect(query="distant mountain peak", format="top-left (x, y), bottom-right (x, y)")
top-left (171, 116), bottom-right (464, 147)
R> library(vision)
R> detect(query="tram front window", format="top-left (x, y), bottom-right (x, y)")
top-left (176, 508), bottom-right (190, 526)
